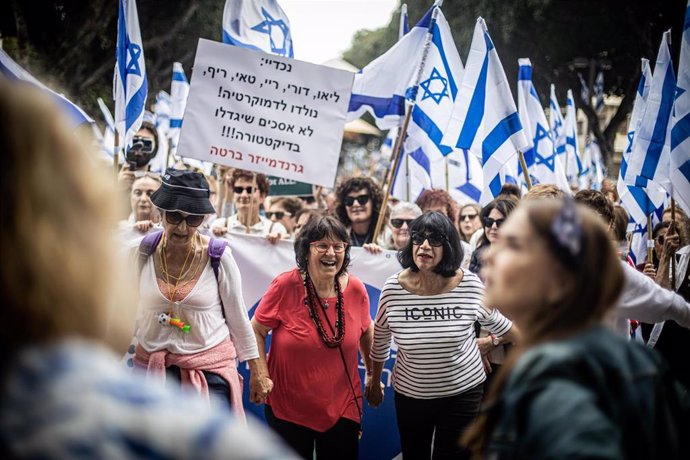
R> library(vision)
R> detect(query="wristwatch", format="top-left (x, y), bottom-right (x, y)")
top-left (490, 333), bottom-right (500, 347)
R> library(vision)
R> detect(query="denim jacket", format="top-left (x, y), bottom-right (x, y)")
top-left (484, 326), bottom-right (688, 460)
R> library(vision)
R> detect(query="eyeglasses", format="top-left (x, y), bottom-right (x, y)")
top-left (266, 211), bottom-right (292, 220)
top-left (390, 218), bottom-right (414, 229)
top-left (460, 213), bottom-right (478, 221)
top-left (165, 211), bottom-right (205, 227)
top-left (344, 194), bottom-right (370, 207)
top-left (410, 232), bottom-right (446, 247)
top-left (310, 241), bottom-right (348, 253)
top-left (133, 170), bottom-right (161, 179)
top-left (483, 217), bottom-right (505, 228)
top-left (233, 186), bottom-right (254, 195)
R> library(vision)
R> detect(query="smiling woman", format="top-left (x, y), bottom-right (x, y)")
top-left (251, 216), bottom-right (374, 459)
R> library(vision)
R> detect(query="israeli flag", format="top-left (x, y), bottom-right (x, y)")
top-left (442, 18), bottom-right (528, 204)
top-left (114, 0), bottom-right (148, 150)
top-left (670, 1), bottom-right (690, 215)
top-left (169, 62), bottom-right (190, 156)
top-left (563, 89), bottom-right (583, 183)
top-left (578, 73), bottom-right (590, 106)
top-left (595, 71), bottom-right (605, 112)
top-left (517, 58), bottom-right (570, 192)
top-left (222, 0), bottom-right (294, 58)
top-left (625, 30), bottom-right (675, 197)
top-left (0, 49), bottom-right (94, 128)
top-left (347, 8), bottom-right (434, 129)
top-left (617, 59), bottom-right (665, 224)
top-left (549, 84), bottom-right (567, 161)
top-left (97, 98), bottom-right (115, 158)
top-left (579, 136), bottom-right (605, 190)
top-left (399, 3), bottom-right (410, 39)
top-left (391, 135), bottom-right (433, 203)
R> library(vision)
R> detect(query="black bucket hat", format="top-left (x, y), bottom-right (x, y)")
top-left (151, 168), bottom-right (215, 215)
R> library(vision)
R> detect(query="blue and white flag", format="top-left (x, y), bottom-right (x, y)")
top-left (563, 89), bottom-right (583, 184)
top-left (670, 1), bottom-right (690, 215)
top-left (594, 71), bottom-right (605, 112)
top-left (399, 3), bottom-right (410, 39)
top-left (222, 0), bottom-right (294, 58)
top-left (617, 58), bottom-right (666, 224)
top-left (97, 98), bottom-right (115, 158)
top-left (169, 62), bottom-right (190, 156)
top-left (578, 73), bottom-right (589, 106)
top-left (0, 49), bottom-right (93, 128)
top-left (114, 0), bottom-right (148, 150)
top-left (549, 84), bottom-right (567, 165)
top-left (442, 18), bottom-right (528, 204)
top-left (579, 135), bottom-right (605, 190)
top-left (517, 58), bottom-right (570, 192)
top-left (391, 135), bottom-right (433, 203)
top-left (625, 30), bottom-right (675, 197)
top-left (347, 8), bottom-right (433, 129)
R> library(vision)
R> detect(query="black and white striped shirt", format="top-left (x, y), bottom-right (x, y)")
top-left (371, 270), bottom-right (512, 399)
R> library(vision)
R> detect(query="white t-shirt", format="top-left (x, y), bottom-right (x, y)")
top-left (211, 214), bottom-right (287, 237)
top-left (135, 247), bottom-right (259, 361)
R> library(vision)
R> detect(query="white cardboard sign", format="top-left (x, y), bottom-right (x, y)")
top-left (177, 39), bottom-right (353, 187)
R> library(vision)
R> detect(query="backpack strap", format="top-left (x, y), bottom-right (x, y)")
top-left (208, 237), bottom-right (228, 282)
top-left (138, 230), bottom-right (164, 276)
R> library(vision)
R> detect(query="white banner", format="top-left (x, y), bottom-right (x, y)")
top-left (178, 39), bottom-right (353, 187)
top-left (227, 234), bottom-right (403, 460)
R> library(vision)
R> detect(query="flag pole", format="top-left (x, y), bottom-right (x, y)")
top-left (445, 156), bottom-right (450, 191)
top-left (671, 196), bottom-right (677, 288)
top-left (405, 151), bottom-right (411, 202)
top-left (517, 150), bottom-right (532, 190)
top-left (647, 214), bottom-right (654, 263)
top-left (114, 128), bottom-right (120, 178)
top-left (373, 5), bottom-right (441, 243)
top-left (246, 172), bottom-right (258, 234)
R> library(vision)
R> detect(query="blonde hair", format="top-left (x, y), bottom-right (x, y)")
top-left (0, 81), bottom-right (124, 356)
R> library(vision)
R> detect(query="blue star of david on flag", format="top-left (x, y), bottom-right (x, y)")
top-left (251, 7), bottom-right (290, 56)
top-left (419, 67), bottom-right (449, 104)
top-left (126, 43), bottom-right (142, 76)
top-left (533, 123), bottom-right (556, 171)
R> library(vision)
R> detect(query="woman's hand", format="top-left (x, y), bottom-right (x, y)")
top-left (362, 243), bottom-right (383, 254)
top-left (212, 226), bottom-right (228, 237)
top-left (135, 220), bottom-right (155, 233)
top-left (118, 164), bottom-right (135, 191)
top-left (642, 263), bottom-right (657, 280)
top-left (364, 374), bottom-right (385, 407)
top-left (249, 371), bottom-right (274, 405)
top-left (481, 354), bottom-right (493, 374)
top-left (476, 336), bottom-right (494, 355)
top-left (266, 232), bottom-right (282, 245)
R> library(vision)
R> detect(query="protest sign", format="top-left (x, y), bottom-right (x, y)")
top-left (177, 38), bottom-right (353, 187)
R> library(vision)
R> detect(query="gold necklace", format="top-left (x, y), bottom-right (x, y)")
top-left (161, 233), bottom-right (196, 302)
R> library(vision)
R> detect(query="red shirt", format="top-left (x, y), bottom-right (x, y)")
top-left (254, 268), bottom-right (371, 432)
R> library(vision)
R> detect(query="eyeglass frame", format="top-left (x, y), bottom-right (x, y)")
top-left (344, 194), bottom-right (370, 207)
top-left (410, 231), bottom-right (446, 247)
top-left (390, 218), bottom-right (414, 229)
top-left (164, 211), bottom-right (205, 228)
top-left (309, 241), bottom-right (348, 253)
top-left (483, 217), bottom-right (505, 228)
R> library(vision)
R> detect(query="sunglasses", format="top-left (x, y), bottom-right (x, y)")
top-left (233, 186), bottom-right (254, 194)
top-left (410, 232), bottom-right (446, 247)
top-left (310, 241), bottom-right (348, 253)
top-left (266, 211), bottom-right (292, 220)
top-left (460, 213), bottom-right (478, 221)
top-left (133, 170), bottom-right (161, 179)
top-left (483, 217), bottom-right (505, 228)
top-left (165, 211), bottom-right (205, 227)
top-left (344, 195), bottom-right (370, 207)
top-left (300, 196), bottom-right (316, 204)
top-left (390, 218), bottom-right (414, 229)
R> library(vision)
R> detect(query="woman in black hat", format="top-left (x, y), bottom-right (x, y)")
top-left (132, 169), bottom-right (272, 419)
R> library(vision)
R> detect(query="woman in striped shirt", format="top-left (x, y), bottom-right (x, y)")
top-left (366, 211), bottom-right (518, 460)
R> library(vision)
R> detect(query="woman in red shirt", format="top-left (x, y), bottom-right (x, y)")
top-left (250, 216), bottom-right (374, 459)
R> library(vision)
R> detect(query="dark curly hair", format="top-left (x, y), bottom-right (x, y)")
top-left (398, 211), bottom-right (463, 277)
top-left (294, 216), bottom-right (351, 276)
top-left (415, 189), bottom-right (459, 223)
top-left (230, 169), bottom-right (270, 196)
top-left (334, 177), bottom-right (387, 228)
top-left (574, 189), bottom-right (614, 226)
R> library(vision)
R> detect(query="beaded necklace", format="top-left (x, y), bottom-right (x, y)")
top-left (302, 270), bottom-right (345, 348)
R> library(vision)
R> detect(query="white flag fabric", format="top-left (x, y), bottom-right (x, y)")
top-left (169, 62), bottom-right (190, 156)
top-left (578, 73), bottom-right (589, 106)
top-left (222, 0), bottom-right (294, 58)
top-left (579, 136), bottom-right (605, 190)
top-left (563, 89), bottom-right (583, 183)
top-left (114, 0), bottom-right (148, 150)
top-left (96, 97), bottom-right (115, 159)
top-left (391, 135), bottom-right (433, 203)
top-left (347, 8), bottom-right (433, 129)
top-left (442, 18), bottom-right (528, 204)
top-left (549, 84), bottom-right (567, 166)
top-left (625, 30), bottom-right (675, 196)
top-left (594, 71), bottom-right (605, 112)
top-left (517, 58), bottom-right (570, 192)
top-left (670, 2), bottom-right (690, 215)
top-left (0, 49), bottom-right (93, 128)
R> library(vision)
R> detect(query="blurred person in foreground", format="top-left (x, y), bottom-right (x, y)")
top-left (251, 216), bottom-right (373, 459)
top-left (463, 198), bottom-right (688, 459)
top-left (0, 81), bottom-right (294, 459)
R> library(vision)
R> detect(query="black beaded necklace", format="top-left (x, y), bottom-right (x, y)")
top-left (302, 270), bottom-right (345, 348)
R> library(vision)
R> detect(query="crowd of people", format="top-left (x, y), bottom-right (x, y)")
top-left (3, 82), bottom-right (690, 459)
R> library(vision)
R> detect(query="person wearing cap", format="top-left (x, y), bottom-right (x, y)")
top-left (132, 169), bottom-right (272, 416)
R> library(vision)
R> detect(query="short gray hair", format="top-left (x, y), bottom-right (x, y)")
top-left (390, 202), bottom-right (422, 219)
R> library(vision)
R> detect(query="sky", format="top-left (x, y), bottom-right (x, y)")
top-left (279, 0), bottom-right (399, 66)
